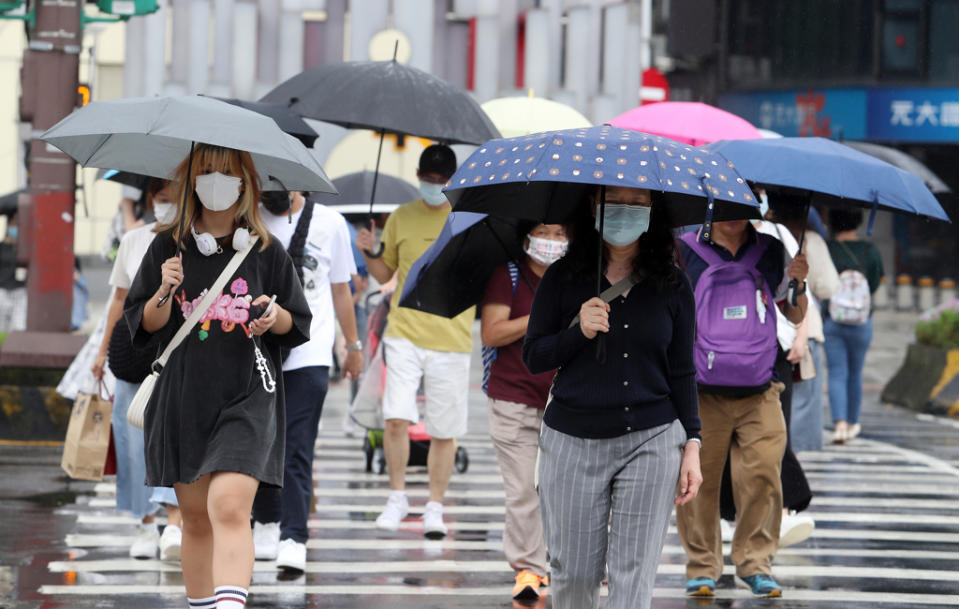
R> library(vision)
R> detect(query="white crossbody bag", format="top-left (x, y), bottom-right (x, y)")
top-left (127, 236), bottom-right (258, 429)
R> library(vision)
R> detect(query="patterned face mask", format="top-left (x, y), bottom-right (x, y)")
top-left (525, 235), bottom-right (568, 266)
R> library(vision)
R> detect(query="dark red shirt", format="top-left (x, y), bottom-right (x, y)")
top-left (482, 261), bottom-right (555, 409)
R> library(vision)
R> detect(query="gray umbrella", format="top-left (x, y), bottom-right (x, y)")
top-left (40, 95), bottom-right (336, 194)
top-left (844, 141), bottom-right (951, 194)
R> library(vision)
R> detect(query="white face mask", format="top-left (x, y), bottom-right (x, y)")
top-left (153, 201), bottom-right (177, 224)
top-left (419, 181), bottom-right (448, 207)
top-left (526, 235), bottom-right (568, 266)
top-left (195, 172), bottom-right (242, 212)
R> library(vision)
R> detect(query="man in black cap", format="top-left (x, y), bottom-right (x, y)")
top-left (356, 144), bottom-right (472, 539)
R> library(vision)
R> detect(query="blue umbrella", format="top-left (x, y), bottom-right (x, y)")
top-left (445, 125), bottom-right (760, 228)
top-left (398, 211), bottom-right (526, 318)
top-left (705, 136), bottom-right (950, 305)
top-left (704, 137), bottom-right (949, 222)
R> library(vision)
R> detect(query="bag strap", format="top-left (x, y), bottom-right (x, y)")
top-left (568, 274), bottom-right (641, 329)
top-left (838, 240), bottom-right (865, 272)
top-left (153, 236), bottom-right (259, 371)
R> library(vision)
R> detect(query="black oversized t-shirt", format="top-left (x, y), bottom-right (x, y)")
top-left (124, 229), bottom-right (311, 488)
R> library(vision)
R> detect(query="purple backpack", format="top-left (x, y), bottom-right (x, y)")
top-left (681, 232), bottom-right (778, 388)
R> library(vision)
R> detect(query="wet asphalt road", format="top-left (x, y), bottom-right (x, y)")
top-left (2, 310), bottom-right (959, 609)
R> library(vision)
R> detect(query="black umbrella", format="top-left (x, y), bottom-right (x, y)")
top-left (95, 168), bottom-right (151, 192)
top-left (212, 97), bottom-right (319, 148)
top-left (312, 171), bottom-right (418, 208)
top-left (261, 47), bottom-right (500, 257)
top-left (0, 189), bottom-right (26, 217)
top-left (398, 212), bottom-right (528, 318)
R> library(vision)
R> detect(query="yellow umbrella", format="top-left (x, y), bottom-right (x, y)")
top-left (481, 94), bottom-right (592, 138)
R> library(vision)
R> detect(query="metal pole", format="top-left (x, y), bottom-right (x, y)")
top-left (22, 0), bottom-right (83, 332)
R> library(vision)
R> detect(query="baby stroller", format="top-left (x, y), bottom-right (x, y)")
top-left (351, 290), bottom-right (469, 475)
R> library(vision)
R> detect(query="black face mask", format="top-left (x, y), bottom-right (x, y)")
top-left (262, 190), bottom-right (291, 215)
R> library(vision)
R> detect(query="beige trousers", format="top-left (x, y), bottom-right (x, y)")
top-left (676, 383), bottom-right (787, 580)
top-left (488, 398), bottom-right (547, 577)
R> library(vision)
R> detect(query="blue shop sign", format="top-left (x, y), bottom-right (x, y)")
top-left (719, 87), bottom-right (959, 143)
top-left (719, 89), bottom-right (867, 139)
top-left (868, 88), bottom-right (959, 143)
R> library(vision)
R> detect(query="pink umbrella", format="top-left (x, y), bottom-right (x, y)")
top-left (608, 101), bottom-right (762, 146)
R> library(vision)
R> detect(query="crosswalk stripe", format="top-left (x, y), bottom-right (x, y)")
top-left (42, 559), bottom-right (959, 583)
top-left (33, 584), bottom-right (959, 605)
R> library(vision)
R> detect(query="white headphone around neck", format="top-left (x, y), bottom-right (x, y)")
top-left (192, 224), bottom-right (251, 256)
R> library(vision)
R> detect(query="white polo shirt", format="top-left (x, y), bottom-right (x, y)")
top-left (261, 203), bottom-right (356, 371)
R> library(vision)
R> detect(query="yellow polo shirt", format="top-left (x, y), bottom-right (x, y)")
top-left (382, 199), bottom-right (475, 353)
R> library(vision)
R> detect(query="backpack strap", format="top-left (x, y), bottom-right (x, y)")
top-left (837, 240), bottom-right (866, 272)
top-left (507, 261), bottom-right (520, 295)
top-left (681, 231), bottom-right (726, 267)
top-left (287, 200), bottom-right (315, 287)
top-left (739, 232), bottom-right (773, 271)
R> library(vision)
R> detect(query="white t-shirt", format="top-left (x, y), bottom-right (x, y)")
top-left (261, 203), bottom-right (356, 370)
top-left (109, 222), bottom-right (158, 289)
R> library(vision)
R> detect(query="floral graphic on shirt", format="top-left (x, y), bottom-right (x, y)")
top-left (175, 276), bottom-right (254, 341)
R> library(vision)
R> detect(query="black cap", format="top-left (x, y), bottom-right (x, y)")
top-left (418, 144), bottom-right (457, 177)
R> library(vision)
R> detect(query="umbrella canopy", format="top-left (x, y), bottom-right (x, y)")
top-left (96, 168), bottom-right (150, 191)
top-left (608, 101), bottom-right (763, 146)
top-left (705, 137), bottom-right (949, 221)
top-left (40, 95), bottom-right (336, 194)
top-left (212, 97), bottom-right (319, 148)
top-left (843, 141), bottom-right (951, 194)
top-left (399, 212), bottom-right (526, 318)
top-left (481, 96), bottom-right (592, 138)
top-left (260, 60), bottom-right (500, 145)
top-left (312, 171), bottom-right (418, 208)
top-left (446, 125), bottom-right (760, 227)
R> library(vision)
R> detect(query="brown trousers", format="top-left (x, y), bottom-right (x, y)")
top-left (676, 382), bottom-right (787, 580)
top-left (488, 398), bottom-right (547, 577)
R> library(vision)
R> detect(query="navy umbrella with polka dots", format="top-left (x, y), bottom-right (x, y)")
top-left (442, 125), bottom-right (760, 360)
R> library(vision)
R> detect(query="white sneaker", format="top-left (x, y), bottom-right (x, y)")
top-left (129, 523), bottom-right (159, 559)
top-left (375, 492), bottom-right (409, 532)
top-left (779, 511), bottom-right (815, 548)
top-left (422, 501), bottom-right (448, 539)
top-left (253, 521), bottom-right (281, 560)
top-left (276, 538), bottom-right (307, 572)
top-left (158, 524), bottom-right (182, 561)
top-left (847, 423), bottom-right (862, 440)
top-left (720, 519), bottom-right (734, 543)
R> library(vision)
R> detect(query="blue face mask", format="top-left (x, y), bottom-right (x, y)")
top-left (6, 226), bottom-right (17, 240)
top-left (594, 204), bottom-right (651, 246)
top-left (759, 192), bottom-right (770, 218)
top-left (419, 182), bottom-right (448, 207)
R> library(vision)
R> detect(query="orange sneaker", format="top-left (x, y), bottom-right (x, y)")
top-left (512, 570), bottom-right (545, 600)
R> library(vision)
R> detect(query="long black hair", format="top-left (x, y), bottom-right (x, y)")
top-left (562, 189), bottom-right (682, 290)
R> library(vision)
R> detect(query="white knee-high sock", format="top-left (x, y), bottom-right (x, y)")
top-left (187, 596), bottom-right (216, 609)
top-left (215, 585), bottom-right (248, 608)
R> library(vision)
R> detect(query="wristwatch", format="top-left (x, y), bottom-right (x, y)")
top-left (345, 341), bottom-right (363, 352)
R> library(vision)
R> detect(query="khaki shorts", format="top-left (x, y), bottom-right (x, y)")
top-left (381, 337), bottom-right (471, 439)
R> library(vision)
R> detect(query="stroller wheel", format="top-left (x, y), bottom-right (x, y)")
top-left (454, 446), bottom-right (469, 473)
top-left (373, 447), bottom-right (387, 475)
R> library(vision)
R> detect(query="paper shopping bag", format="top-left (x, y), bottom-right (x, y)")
top-left (61, 389), bottom-right (114, 481)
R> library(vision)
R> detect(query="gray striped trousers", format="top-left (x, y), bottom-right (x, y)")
top-left (538, 419), bottom-right (685, 609)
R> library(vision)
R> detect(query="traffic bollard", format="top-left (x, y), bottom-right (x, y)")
top-left (896, 275), bottom-right (914, 311)
top-left (918, 277), bottom-right (936, 312)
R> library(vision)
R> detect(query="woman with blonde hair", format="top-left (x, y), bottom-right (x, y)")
top-left (125, 144), bottom-right (311, 609)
